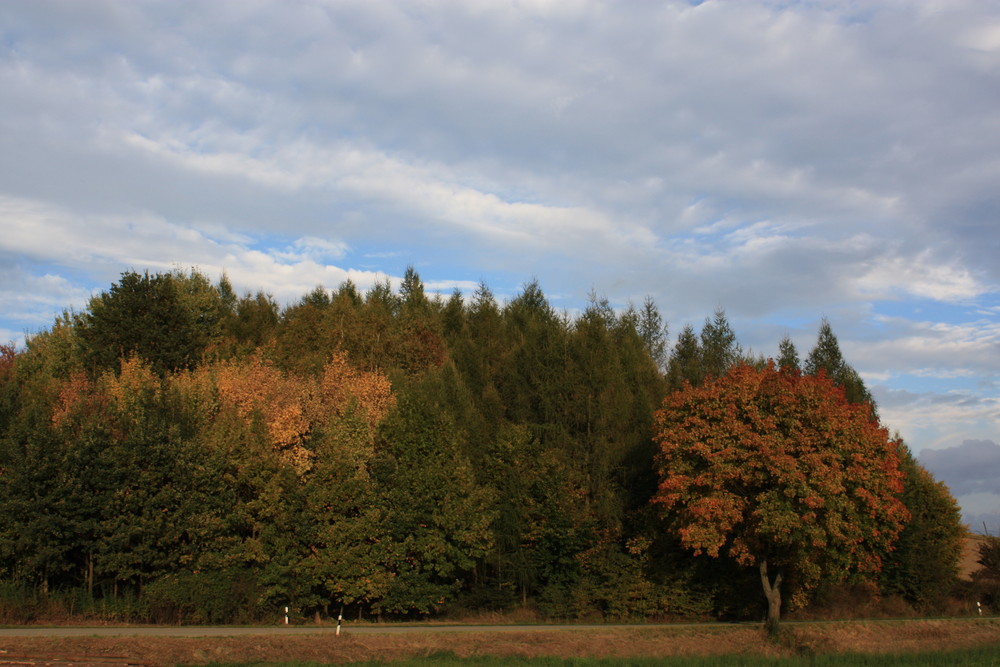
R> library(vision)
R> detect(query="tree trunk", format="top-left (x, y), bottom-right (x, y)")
top-left (759, 558), bottom-right (783, 636)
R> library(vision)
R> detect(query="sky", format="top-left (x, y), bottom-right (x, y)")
top-left (2, 0), bottom-right (999, 530)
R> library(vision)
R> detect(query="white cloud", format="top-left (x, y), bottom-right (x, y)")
top-left (294, 237), bottom-right (349, 262)
top-left (110, 124), bottom-right (659, 263)
top-left (2, 0), bottom-right (1000, 490)
top-left (875, 387), bottom-right (1000, 454)
top-left (0, 267), bottom-right (91, 343)
top-left (0, 194), bottom-right (387, 315)
top-left (855, 317), bottom-right (1000, 379)
top-left (853, 251), bottom-right (989, 302)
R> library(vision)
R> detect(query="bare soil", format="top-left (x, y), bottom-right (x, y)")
top-left (960, 533), bottom-right (988, 580)
top-left (1, 619), bottom-right (998, 665)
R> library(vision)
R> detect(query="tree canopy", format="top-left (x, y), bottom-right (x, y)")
top-left (804, 318), bottom-right (875, 413)
top-left (880, 442), bottom-right (965, 608)
top-left (652, 362), bottom-right (909, 631)
top-left (0, 267), bottom-right (964, 625)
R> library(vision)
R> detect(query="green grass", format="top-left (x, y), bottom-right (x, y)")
top-left (204, 644), bottom-right (1000, 666)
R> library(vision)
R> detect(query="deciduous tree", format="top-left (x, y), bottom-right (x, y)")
top-left (79, 271), bottom-right (218, 376)
top-left (653, 363), bottom-right (908, 632)
top-left (881, 443), bottom-right (964, 607)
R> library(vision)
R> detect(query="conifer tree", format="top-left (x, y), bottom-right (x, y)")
top-left (666, 325), bottom-right (702, 390)
top-left (804, 318), bottom-right (843, 377)
top-left (777, 335), bottom-right (800, 372)
top-left (441, 289), bottom-right (466, 340)
top-left (639, 296), bottom-right (669, 372)
top-left (700, 308), bottom-right (739, 381)
top-left (334, 279), bottom-right (362, 307)
top-left (372, 375), bottom-right (495, 614)
top-left (399, 265), bottom-right (428, 316)
top-left (275, 289), bottom-right (337, 375)
top-left (805, 318), bottom-right (875, 411)
top-left (225, 291), bottom-right (279, 352)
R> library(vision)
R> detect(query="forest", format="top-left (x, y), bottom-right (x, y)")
top-left (0, 267), bottom-right (990, 625)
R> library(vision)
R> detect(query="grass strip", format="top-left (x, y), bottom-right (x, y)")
top-left (204, 643), bottom-right (1000, 666)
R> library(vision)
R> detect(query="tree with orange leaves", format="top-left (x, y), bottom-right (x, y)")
top-left (653, 363), bottom-right (908, 633)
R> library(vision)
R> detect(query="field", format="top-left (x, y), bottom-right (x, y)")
top-left (1, 619), bottom-right (998, 665)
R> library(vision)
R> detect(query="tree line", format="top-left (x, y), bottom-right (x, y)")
top-left (0, 268), bottom-right (972, 624)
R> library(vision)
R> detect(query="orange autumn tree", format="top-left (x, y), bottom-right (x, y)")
top-left (320, 350), bottom-right (396, 442)
top-left (205, 350), bottom-right (397, 475)
top-left (213, 354), bottom-right (318, 475)
top-left (653, 362), bottom-right (908, 632)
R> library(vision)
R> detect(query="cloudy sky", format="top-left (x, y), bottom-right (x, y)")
top-left (2, 1), bottom-right (999, 529)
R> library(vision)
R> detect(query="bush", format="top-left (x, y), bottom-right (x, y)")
top-left (143, 568), bottom-right (261, 624)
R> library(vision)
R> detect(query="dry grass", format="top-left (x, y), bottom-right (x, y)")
top-left (960, 533), bottom-right (988, 581)
top-left (0, 619), bottom-right (998, 665)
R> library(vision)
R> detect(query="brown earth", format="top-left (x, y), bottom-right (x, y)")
top-left (1, 620), bottom-right (998, 665)
top-left (960, 533), bottom-right (988, 580)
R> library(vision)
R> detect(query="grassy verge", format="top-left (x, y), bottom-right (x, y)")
top-left (2, 619), bottom-right (997, 664)
top-left (208, 644), bottom-right (1000, 666)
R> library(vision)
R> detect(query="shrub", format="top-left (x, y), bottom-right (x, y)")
top-left (142, 568), bottom-right (261, 624)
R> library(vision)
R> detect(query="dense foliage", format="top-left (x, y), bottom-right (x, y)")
top-left (880, 444), bottom-right (965, 608)
top-left (652, 363), bottom-right (909, 630)
top-left (0, 269), bottom-right (966, 623)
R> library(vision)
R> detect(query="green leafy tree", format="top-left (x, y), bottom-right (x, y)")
top-left (653, 363), bottom-right (908, 632)
top-left (88, 358), bottom-right (198, 590)
top-left (0, 339), bottom-right (98, 593)
top-left (170, 268), bottom-right (230, 351)
top-left (972, 533), bottom-right (1000, 610)
top-left (18, 312), bottom-right (85, 381)
top-left (366, 278), bottom-right (400, 316)
top-left (353, 278), bottom-right (400, 371)
top-left (372, 376), bottom-right (495, 615)
top-left (451, 282), bottom-right (505, 426)
top-left (881, 443), bottom-right (965, 607)
top-left (0, 418), bottom-right (86, 592)
top-left (79, 270), bottom-right (217, 375)
top-left (567, 292), bottom-right (626, 510)
top-left (223, 290), bottom-right (279, 353)
top-left (302, 408), bottom-right (388, 615)
top-left (0, 343), bottom-right (19, 431)
top-left (274, 287), bottom-right (337, 375)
